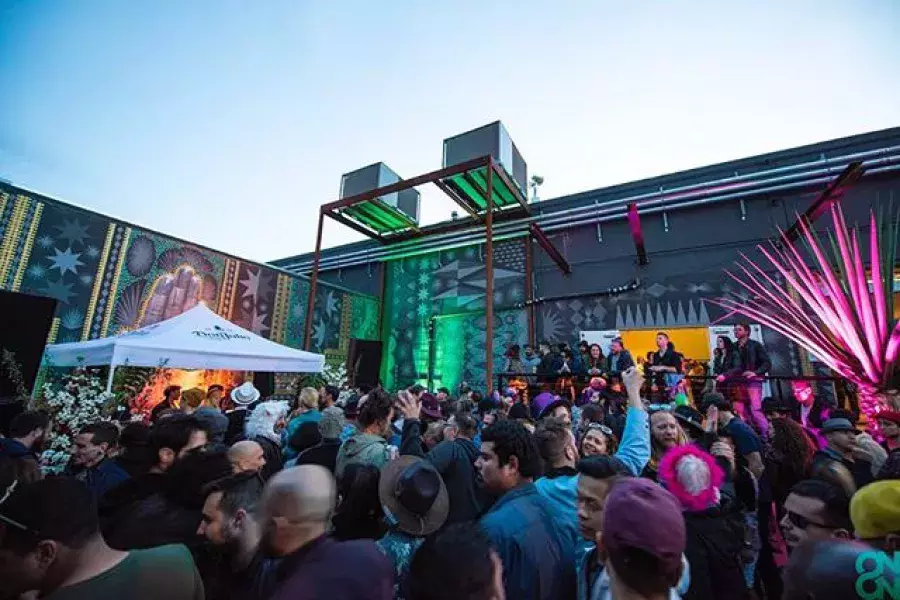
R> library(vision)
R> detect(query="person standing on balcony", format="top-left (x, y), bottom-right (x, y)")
top-left (725, 324), bottom-right (771, 439)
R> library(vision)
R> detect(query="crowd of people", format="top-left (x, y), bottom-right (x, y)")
top-left (2, 327), bottom-right (900, 599)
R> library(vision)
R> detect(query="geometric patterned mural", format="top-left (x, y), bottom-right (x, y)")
top-left (0, 184), bottom-right (379, 368)
top-left (381, 239), bottom-right (527, 393)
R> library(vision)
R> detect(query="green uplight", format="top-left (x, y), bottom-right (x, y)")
top-left (338, 197), bottom-right (418, 235)
top-left (443, 165), bottom-right (524, 214)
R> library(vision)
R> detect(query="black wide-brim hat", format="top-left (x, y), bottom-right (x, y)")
top-left (379, 456), bottom-right (449, 536)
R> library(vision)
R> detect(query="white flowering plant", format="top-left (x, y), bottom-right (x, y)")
top-left (37, 370), bottom-right (116, 474)
top-left (321, 362), bottom-right (348, 387)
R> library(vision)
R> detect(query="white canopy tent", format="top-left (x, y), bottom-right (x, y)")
top-left (43, 304), bottom-right (325, 390)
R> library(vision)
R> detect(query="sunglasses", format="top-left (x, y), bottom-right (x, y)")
top-left (785, 510), bottom-right (831, 530)
top-left (587, 422), bottom-right (613, 436)
top-left (648, 403), bottom-right (674, 412)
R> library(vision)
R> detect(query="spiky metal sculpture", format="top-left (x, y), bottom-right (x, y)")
top-left (714, 203), bottom-right (899, 429)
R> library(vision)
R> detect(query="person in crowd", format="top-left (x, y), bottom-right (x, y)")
top-left (643, 409), bottom-right (689, 481)
top-left (99, 414), bottom-right (210, 529)
top-left (377, 456), bottom-right (450, 599)
top-left (595, 477), bottom-right (688, 600)
top-left (193, 400), bottom-right (230, 446)
top-left (224, 382), bottom-right (262, 444)
top-left (244, 400), bottom-right (288, 480)
top-left (340, 393), bottom-right (361, 442)
top-left (261, 465), bottom-right (394, 600)
top-left (537, 340), bottom-right (561, 378)
top-left (227, 440), bottom-right (267, 474)
top-left (112, 421), bottom-right (154, 478)
top-left (69, 421), bottom-right (131, 499)
top-left (198, 471), bottom-right (279, 600)
top-left (180, 388), bottom-right (205, 415)
top-left (296, 405), bottom-right (344, 473)
top-left (205, 384), bottom-right (225, 408)
top-left (810, 417), bottom-right (874, 496)
top-left (646, 332), bottom-right (682, 396)
top-left (283, 387), bottom-right (321, 461)
top-left (336, 388), bottom-right (395, 478)
top-left (286, 421), bottom-right (323, 466)
top-left (477, 419), bottom-right (576, 600)
top-left (535, 365), bottom-right (650, 538)
top-left (320, 384), bottom-right (340, 410)
top-left (704, 393), bottom-right (765, 480)
top-left (605, 337), bottom-right (635, 379)
top-left (766, 414), bottom-right (817, 514)
top-left (781, 539), bottom-right (874, 600)
top-left (0, 409), bottom-right (48, 483)
top-left (0, 477), bottom-right (204, 599)
top-left (580, 422), bottom-right (619, 457)
top-left (104, 446), bottom-right (233, 551)
top-left (726, 324), bottom-right (771, 437)
top-left (877, 410), bottom-right (900, 479)
top-left (575, 455), bottom-right (632, 600)
top-left (658, 445), bottom-right (746, 600)
top-left (331, 463), bottom-right (387, 541)
top-left (406, 522), bottom-right (506, 600)
top-left (779, 479), bottom-right (852, 552)
top-left (396, 396), bottom-right (487, 523)
top-left (712, 336), bottom-right (738, 377)
top-left (521, 344), bottom-right (542, 374)
top-left (539, 397), bottom-right (573, 426)
top-left (850, 479), bottom-right (900, 551)
top-left (151, 385), bottom-right (182, 421)
top-left (505, 344), bottom-right (525, 374)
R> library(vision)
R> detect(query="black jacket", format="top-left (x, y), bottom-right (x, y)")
top-left (811, 448), bottom-right (874, 497)
top-left (297, 439), bottom-right (342, 474)
top-left (400, 419), bottom-right (489, 524)
top-left (683, 496), bottom-right (748, 600)
top-left (729, 339), bottom-right (771, 377)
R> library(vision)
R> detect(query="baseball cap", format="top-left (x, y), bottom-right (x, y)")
top-left (850, 480), bottom-right (900, 540)
top-left (602, 478), bottom-right (686, 576)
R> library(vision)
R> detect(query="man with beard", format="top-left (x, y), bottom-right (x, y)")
top-left (261, 465), bottom-right (393, 599)
top-left (198, 472), bottom-right (279, 600)
top-left (0, 410), bottom-right (49, 483)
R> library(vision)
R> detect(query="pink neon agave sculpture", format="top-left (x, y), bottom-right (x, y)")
top-left (714, 203), bottom-right (899, 428)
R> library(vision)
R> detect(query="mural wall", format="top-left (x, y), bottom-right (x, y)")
top-left (0, 184), bottom-right (380, 376)
top-left (380, 239), bottom-right (529, 393)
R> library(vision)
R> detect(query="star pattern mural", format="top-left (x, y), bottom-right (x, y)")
top-left (2, 184), bottom-right (378, 357)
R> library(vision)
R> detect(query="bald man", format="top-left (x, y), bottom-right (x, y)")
top-left (228, 440), bottom-right (266, 474)
top-left (263, 466), bottom-right (394, 600)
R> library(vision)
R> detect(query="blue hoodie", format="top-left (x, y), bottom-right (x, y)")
top-left (534, 407), bottom-right (651, 535)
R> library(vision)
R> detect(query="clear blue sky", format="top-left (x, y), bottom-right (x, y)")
top-left (2, 1), bottom-right (899, 262)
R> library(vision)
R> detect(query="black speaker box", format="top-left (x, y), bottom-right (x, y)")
top-left (0, 290), bottom-right (57, 400)
top-left (0, 290), bottom-right (57, 435)
top-left (253, 371), bottom-right (275, 398)
top-left (347, 339), bottom-right (383, 389)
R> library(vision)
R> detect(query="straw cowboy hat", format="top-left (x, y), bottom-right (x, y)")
top-left (379, 456), bottom-right (449, 536)
top-left (230, 382), bottom-right (261, 406)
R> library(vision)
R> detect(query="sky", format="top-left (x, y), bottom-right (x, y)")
top-left (1, 1), bottom-right (899, 263)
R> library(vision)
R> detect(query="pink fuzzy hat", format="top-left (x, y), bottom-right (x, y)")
top-left (658, 445), bottom-right (724, 512)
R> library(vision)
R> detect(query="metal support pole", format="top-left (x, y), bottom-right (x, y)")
top-left (303, 210), bottom-right (325, 350)
top-left (106, 364), bottom-right (116, 393)
top-left (485, 163), bottom-right (495, 393)
top-left (524, 235), bottom-right (535, 346)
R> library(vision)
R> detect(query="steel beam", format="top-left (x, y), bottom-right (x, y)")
top-left (303, 210), bottom-right (325, 350)
top-left (529, 223), bottom-right (572, 275)
top-left (485, 165), bottom-right (495, 393)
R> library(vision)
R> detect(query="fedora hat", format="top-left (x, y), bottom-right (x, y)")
top-left (379, 456), bottom-right (449, 536)
top-left (230, 382), bottom-right (261, 406)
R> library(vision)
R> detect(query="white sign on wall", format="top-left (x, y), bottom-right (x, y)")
top-left (579, 330), bottom-right (621, 355)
